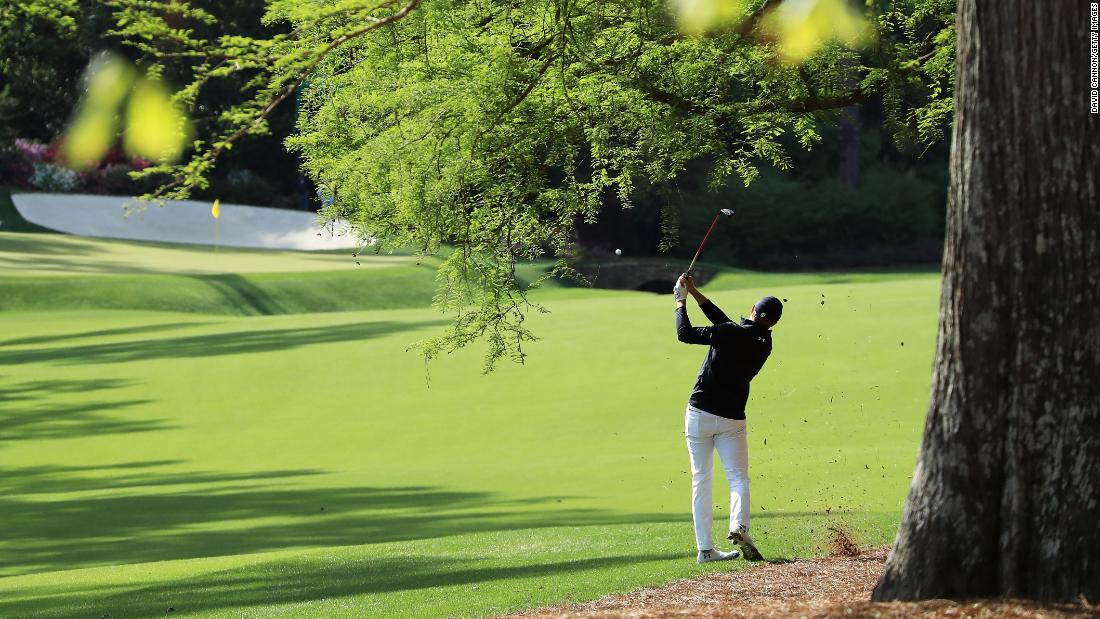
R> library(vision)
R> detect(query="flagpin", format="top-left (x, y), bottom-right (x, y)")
top-left (212, 199), bottom-right (220, 253)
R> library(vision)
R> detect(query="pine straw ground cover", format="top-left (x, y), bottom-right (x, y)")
top-left (502, 545), bottom-right (1099, 619)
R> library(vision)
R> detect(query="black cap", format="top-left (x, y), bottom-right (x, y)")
top-left (754, 296), bottom-right (783, 325)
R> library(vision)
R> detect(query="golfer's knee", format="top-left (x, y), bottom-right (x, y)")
top-left (726, 470), bottom-right (749, 488)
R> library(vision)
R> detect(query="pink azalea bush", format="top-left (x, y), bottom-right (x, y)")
top-left (1, 139), bottom-right (159, 194)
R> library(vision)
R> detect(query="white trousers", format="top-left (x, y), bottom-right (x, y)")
top-left (684, 406), bottom-right (750, 551)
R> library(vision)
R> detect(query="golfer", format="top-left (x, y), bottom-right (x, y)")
top-left (673, 273), bottom-right (782, 564)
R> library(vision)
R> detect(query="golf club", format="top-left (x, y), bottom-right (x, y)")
top-left (686, 208), bottom-right (734, 275)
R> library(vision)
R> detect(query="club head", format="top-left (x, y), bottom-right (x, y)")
top-left (720, 208), bottom-right (735, 217)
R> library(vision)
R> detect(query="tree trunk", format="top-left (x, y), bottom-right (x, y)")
top-left (837, 103), bottom-right (861, 186)
top-left (873, 0), bottom-right (1100, 602)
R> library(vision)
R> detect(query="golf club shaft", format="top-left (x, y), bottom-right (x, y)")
top-left (686, 213), bottom-right (722, 274)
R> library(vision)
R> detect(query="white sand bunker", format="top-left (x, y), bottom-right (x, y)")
top-left (12, 193), bottom-right (360, 251)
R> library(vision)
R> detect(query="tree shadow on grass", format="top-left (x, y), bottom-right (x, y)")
top-left (194, 273), bottom-right (285, 315)
top-left (0, 464), bottom-right (674, 577)
top-left (0, 455), bottom-right (851, 578)
top-left (2, 550), bottom-right (684, 618)
top-left (0, 251), bottom-right (252, 276)
top-left (0, 322), bottom-right (210, 348)
top-left (0, 233), bottom-right (103, 257)
top-left (0, 252), bottom-right (149, 274)
top-left (0, 466), bottom-right (869, 615)
top-left (0, 460), bottom-right (324, 496)
top-left (0, 318), bottom-right (446, 366)
top-left (0, 378), bottom-right (172, 443)
top-left (0, 233), bottom-right (274, 275)
top-left (0, 377), bottom-right (132, 400)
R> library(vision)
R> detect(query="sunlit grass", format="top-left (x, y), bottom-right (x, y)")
top-left (0, 233), bottom-right (938, 616)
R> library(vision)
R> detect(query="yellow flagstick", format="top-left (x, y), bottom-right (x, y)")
top-left (211, 199), bottom-right (220, 252)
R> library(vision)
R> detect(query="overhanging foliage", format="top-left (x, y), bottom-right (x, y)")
top-left (99, 0), bottom-right (955, 370)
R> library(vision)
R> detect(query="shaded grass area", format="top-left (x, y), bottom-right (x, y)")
top-left (0, 377), bottom-right (168, 443)
top-left (0, 229), bottom-right (412, 276)
top-left (0, 468), bottom-right (645, 576)
top-left (0, 319), bottom-right (441, 366)
top-left (0, 188), bottom-right (52, 233)
top-left (0, 267), bottom-right (441, 314)
top-left (0, 514), bottom-right (904, 618)
top-left (0, 228), bottom-right (435, 314)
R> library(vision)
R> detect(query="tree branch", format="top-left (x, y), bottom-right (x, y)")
top-left (148, 0), bottom-right (422, 200)
top-left (781, 88), bottom-right (869, 112)
top-left (736, 0), bottom-right (783, 38)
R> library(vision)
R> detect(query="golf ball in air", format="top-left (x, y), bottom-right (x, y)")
top-left (615, 249), bottom-right (622, 255)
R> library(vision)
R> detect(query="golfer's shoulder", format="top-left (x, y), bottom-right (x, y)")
top-left (715, 320), bottom-right (750, 339)
top-left (739, 322), bottom-right (771, 347)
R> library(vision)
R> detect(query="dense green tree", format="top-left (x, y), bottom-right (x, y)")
top-left (0, 0), bottom-right (110, 141)
top-left (101, 0), bottom-right (954, 368)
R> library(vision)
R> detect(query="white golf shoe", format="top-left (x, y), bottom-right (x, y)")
top-left (696, 548), bottom-right (740, 564)
top-left (728, 525), bottom-right (764, 561)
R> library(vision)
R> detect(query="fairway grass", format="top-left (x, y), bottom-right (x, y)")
top-left (0, 233), bottom-right (939, 617)
top-left (0, 231), bottom-right (443, 314)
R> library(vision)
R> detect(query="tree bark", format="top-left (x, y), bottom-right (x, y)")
top-left (837, 103), bottom-right (861, 187)
top-left (873, 0), bottom-right (1100, 602)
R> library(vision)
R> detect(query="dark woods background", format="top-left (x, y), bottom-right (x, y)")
top-left (0, 0), bottom-right (301, 208)
top-left (581, 103), bottom-right (946, 270)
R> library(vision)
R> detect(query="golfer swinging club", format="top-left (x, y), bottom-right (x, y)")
top-left (673, 273), bottom-right (782, 564)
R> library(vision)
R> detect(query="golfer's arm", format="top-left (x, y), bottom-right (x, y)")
top-left (694, 292), bottom-right (731, 324)
top-left (675, 304), bottom-right (716, 345)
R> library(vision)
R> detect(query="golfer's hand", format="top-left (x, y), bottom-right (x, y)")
top-left (673, 275), bottom-right (689, 302)
top-left (684, 275), bottom-right (698, 293)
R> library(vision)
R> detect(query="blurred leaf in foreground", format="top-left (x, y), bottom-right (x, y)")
top-left (670, 0), bottom-right (751, 35)
top-left (762, 0), bottom-right (871, 63)
top-left (62, 52), bottom-right (134, 169)
top-left (124, 78), bottom-right (192, 164)
top-left (62, 51), bottom-right (192, 169)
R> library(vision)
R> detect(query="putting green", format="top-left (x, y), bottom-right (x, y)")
top-left (0, 233), bottom-right (940, 617)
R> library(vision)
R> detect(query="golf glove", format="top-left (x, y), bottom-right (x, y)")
top-left (673, 280), bottom-right (688, 301)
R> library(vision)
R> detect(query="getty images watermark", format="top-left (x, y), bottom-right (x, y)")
top-left (1092, 2), bottom-right (1099, 113)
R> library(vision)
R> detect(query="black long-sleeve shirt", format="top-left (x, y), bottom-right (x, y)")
top-left (675, 299), bottom-right (773, 420)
